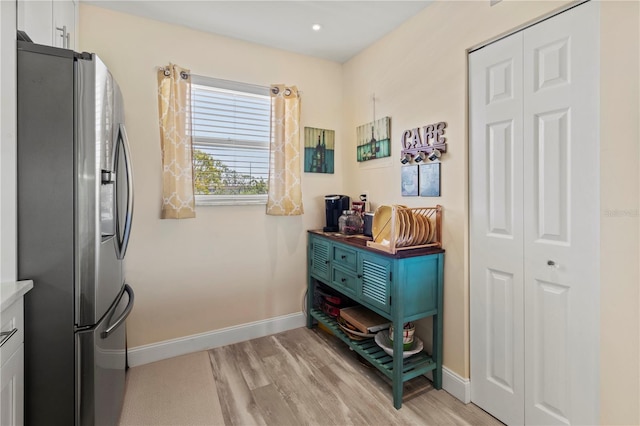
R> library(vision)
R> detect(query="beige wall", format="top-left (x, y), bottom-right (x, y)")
top-left (79, 4), bottom-right (343, 348)
top-left (599, 1), bottom-right (639, 424)
top-left (342, 1), bottom-right (639, 424)
top-left (81, 1), bottom-right (639, 424)
top-left (342, 0), bottom-right (574, 381)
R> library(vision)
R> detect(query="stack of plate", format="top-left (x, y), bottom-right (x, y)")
top-left (371, 205), bottom-right (436, 248)
top-left (337, 316), bottom-right (376, 340)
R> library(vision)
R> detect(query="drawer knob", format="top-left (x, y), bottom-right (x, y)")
top-left (341, 278), bottom-right (346, 282)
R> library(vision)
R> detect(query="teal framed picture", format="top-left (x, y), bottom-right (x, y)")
top-left (304, 127), bottom-right (334, 173)
top-left (356, 117), bottom-right (391, 162)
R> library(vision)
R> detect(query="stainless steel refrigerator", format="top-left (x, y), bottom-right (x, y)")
top-left (16, 39), bottom-right (135, 426)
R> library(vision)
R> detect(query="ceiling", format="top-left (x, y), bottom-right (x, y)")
top-left (85, 1), bottom-right (432, 63)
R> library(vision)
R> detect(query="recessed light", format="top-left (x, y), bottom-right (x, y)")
top-left (312, 24), bottom-right (322, 32)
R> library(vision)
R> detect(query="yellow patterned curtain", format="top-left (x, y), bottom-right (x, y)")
top-left (266, 85), bottom-right (304, 216)
top-left (157, 64), bottom-right (196, 219)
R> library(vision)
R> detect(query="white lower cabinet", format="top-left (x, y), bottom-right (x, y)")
top-left (1, 346), bottom-right (24, 426)
top-left (1, 295), bottom-right (28, 426)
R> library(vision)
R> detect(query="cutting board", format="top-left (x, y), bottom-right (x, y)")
top-left (339, 306), bottom-right (391, 334)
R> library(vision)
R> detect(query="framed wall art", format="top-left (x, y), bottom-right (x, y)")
top-left (356, 116), bottom-right (391, 162)
top-left (419, 163), bottom-right (441, 197)
top-left (401, 165), bottom-right (419, 196)
top-left (304, 127), bottom-right (335, 173)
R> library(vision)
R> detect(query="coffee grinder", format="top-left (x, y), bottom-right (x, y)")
top-left (323, 195), bottom-right (350, 232)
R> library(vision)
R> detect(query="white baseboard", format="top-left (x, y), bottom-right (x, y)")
top-left (441, 366), bottom-right (471, 404)
top-left (424, 367), bottom-right (470, 403)
top-left (127, 311), bottom-right (307, 367)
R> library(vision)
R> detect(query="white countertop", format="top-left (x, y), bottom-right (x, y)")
top-left (1, 280), bottom-right (34, 312)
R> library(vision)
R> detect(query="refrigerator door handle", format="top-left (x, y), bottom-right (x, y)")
top-left (115, 124), bottom-right (134, 260)
top-left (101, 284), bottom-right (135, 339)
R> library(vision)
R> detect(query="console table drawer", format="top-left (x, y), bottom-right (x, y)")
top-left (333, 245), bottom-right (357, 271)
top-left (331, 267), bottom-right (357, 296)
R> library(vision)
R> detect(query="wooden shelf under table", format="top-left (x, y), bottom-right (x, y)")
top-left (310, 309), bottom-right (436, 383)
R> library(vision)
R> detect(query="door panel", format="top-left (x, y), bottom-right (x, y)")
top-left (523, 2), bottom-right (599, 424)
top-left (533, 109), bottom-right (570, 244)
top-left (485, 268), bottom-right (516, 392)
top-left (487, 58), bottom-right (515, 103)
top-left (487, 120), bottom-right (515, 237)
top-left (533, 280), bottom-right (570, 422)
top-left (309, 236), bottom-right (331, 281)
top-left (76, 55), bottom-right (123, 326)
top-left (359, 253), bottom-right (391, 314)
top-left (470, 30), bottom-right (525, 426)
top-left (533, 38), bottom-right (570, 92)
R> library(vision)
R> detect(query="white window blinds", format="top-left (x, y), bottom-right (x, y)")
top-left (190, 75), bottom-right (270, 205)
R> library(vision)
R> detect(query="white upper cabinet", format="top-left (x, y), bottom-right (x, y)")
top-left (16, 1), bottom-right (51, 46)
top-left (17, 0), bottom-right (76, 50)
top-left (52, 0), bottom-right (74, 49)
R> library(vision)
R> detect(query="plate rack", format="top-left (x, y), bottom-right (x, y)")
top-left (367, 205), bottom-right (442, 254)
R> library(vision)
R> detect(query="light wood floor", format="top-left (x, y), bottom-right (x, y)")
top-left (120, 327), bottom-right (502, 425)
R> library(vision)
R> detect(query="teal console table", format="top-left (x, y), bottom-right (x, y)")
top-left (306, 230), bottom-right (445, 409)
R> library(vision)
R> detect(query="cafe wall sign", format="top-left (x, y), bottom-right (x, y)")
top-left (400, 121), bottom-right (448, 160)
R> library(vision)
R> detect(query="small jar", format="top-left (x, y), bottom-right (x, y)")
top-left (344, 211), bottom-right (363, 235)
top-left (338, 210), bottom-right (350, 234)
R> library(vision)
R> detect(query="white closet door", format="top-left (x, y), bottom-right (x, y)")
top-left (469, 33), bottom-right (525, 426)
top-left (523, 2), bottom-right (599, 425)
top-left (470, 2), bottom-right (599, 425)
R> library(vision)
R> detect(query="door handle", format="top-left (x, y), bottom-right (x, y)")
top-left (56, 25), bottom-right (69, 48)
top-left (101, 284), bottom-right (135, 339)
top-left (115, 124), bottom-right (134, 260)
top-left (56, 25), bottom-right (66, 38)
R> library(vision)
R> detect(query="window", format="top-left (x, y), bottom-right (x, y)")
top-left (190, 75), bottom-right (271, 206)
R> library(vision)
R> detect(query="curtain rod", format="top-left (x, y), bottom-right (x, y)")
top-left (159, 67), bottom-right (303, 95)
top-left (157, 65), bottom-right (189, 79)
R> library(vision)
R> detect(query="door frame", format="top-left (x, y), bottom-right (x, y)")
top-left (467, 0), bottom-right (590, 54)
